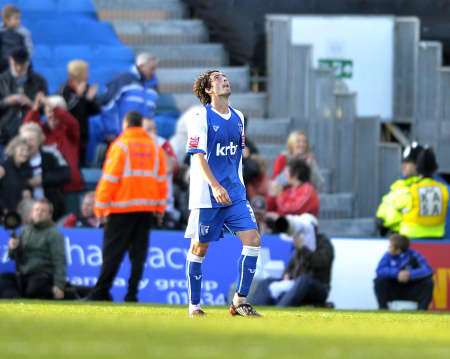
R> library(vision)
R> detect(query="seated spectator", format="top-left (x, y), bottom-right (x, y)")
top-left (0, 5), bottom-right (33, 72)
top-left (374, 234), bottom-right (433, 310)
top-left (60, 60), bottom-right (100, 166)
top-left (98, 52), bottom-right (159, 141)
top-left (24, 94), bottom-right (83, 196)
top-left (272, 130), bottom-right (324, 191)
top-left (62, 191), bottom-right (99, 228)
top-left (376, 144), bottom-right (448, 238)
top-left (250, 214), bottom-right (334, 307)
top-left (8, 198), bottom-right (66, 299)
top-left (267, 158), bottom-right (320, 217)
top-left (0, 136), bottom-right (32, 212)
top-left (19, 123), bottom-right (70, 220)
top-left (244, 153), bottom-right (269, 201)
top-left (0, 48), bottom-right (47, 148)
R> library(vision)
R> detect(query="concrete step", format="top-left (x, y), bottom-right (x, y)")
top-left (134, 44), bottom-right (228, 68)
top-left (157, 67), bottom-right (249, 93)
top-left (319, 193), bottom-right (354, 220)
top-left (158, 92), bottom-right (268, 118)
top-left (94, 0), bottom-right (185, 21)
top-left (319, 218), bottom-right (376, 238)
top-left (112, 20), bottom-right (208, 45)
top-left (247, 118), bottom-right (291, 144)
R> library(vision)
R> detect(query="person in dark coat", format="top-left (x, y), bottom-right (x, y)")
top-left (0, 47), bottom-right (47, 146)
top-left (250, 214), bottom-right (334, 307)
top-left (60, 60), bottom-right (100, 166)
top-left (0, 136), bottom-right (32, 212)
top-left (19, 122), bottom-right (70, 220)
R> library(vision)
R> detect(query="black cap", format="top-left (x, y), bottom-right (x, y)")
top-left (402, 142), bottom-right (424, 163)
top-left (10, 47), bottom-right (29, 64)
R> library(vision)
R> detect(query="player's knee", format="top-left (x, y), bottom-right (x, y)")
top-left (191, 243), bottom-right (208, 257)
top-left (242, 230), bottom-right (260, 247)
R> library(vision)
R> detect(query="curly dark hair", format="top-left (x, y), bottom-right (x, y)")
top-left (193, 70), bottom-right (220, 105)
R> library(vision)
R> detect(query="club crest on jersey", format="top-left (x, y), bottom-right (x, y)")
top-left (189, 136), bottom-right (200, 149)
top-left (200, 224), bottom-right (210, 236)
top-left (213, 125), bottom-right (220, 132)
top-left (216, 142), bottom-right (237, 156)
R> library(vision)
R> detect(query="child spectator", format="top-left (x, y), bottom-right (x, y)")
top-left (374, 234), bottom-right (434, 310)
top-left (272, 130), bottom-right (324, 191)
top-left (62, 191), bottom-right (99, 228)
top-left (0, 136), bottom-right (32, 212)
top-left (0, 5), bottom-right (33, 72)
top-left (60, 60), bottom-right (100, 166)
top-left (267, 158), bottom-right (319, 217)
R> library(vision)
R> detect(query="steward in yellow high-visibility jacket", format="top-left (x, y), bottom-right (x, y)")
top-left (376, 145), bottom-right (448, 239)
top-left (89, 112), bottom-right (167, 302)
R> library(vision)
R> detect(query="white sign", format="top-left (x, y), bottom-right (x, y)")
top-left (291, 16), bottom-right (394, 120)
top-left (329, 238), bottom-right (387, 309)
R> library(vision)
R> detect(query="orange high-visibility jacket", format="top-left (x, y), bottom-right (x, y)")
top-left (94, 127), bottom-right (167, 217)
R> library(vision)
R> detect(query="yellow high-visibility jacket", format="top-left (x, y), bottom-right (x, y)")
top-left (376, 176), bottom-right (448, 238)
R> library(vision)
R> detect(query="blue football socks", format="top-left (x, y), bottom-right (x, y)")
top-left (236, 245), bottom-right (260, 297)
top-left (186, 252), bottom-right (204, 305)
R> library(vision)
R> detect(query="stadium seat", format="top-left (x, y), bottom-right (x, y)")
top-left (32, 45), bottom-right (54, 67)
top-left (17, 0), bottom-right (58, 12)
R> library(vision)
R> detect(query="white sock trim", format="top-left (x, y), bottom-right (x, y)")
top-left (242, 245), bottom-right (260, 257)
top-left (187, 252), bottom-right (204, 263)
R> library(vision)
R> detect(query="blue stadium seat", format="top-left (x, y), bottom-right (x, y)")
top-left (32, 45), bottom-right (54, 67)
top-left (17, 0), bottom-right (58, 12)
top-left (58, 0), bottom-right (96, 16)
top-left (90, 46), bottom-right (135, 65)
top-left (36, 66), bottom-right (66, 93)
top-left (90, 65), bottom-right (130, 86)
top-left (29, 19), bottom-right (120, 45)
top-left (55, 45), bottom-right (95, 63)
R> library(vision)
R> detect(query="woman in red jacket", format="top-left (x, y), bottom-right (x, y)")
top-left (272, 130), bottom-right (324, 191)
top-left (267, 157), bottom-right (319, 217)
top-left (23, 94), bottom-right (83, 193)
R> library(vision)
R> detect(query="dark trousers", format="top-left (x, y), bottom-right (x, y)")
top-left (0, 273), bottom-right (20, 299)
top-left (374, 276), bottom-right (434, 310)
top-left (20, 272), bottom-right (54, 299)
top-left (250, 275), bottom-right (329, 307)
top-left (91, 212), bottom-right (153, 300)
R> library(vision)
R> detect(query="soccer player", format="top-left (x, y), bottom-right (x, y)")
top-left (185, 70), bottom-right (261, 317)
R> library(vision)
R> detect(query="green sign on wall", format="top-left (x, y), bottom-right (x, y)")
top-left (319, 58), bottom-right (353, 78)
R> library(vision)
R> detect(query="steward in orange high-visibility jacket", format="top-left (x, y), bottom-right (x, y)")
top-left (88, 112), bottom-right (167, 302)
top-left (94, 121), bottom-right (167, 218)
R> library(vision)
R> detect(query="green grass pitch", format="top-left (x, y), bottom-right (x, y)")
top-left (1, 302), bottom-right (450, 359)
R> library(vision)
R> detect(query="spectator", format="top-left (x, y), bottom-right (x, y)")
top-left (251, 214), bottom-right (334, 307)
top-left (244, 153), bottom-right (269, 201)
top-left (60, 60), bottom-right (100, 166)
top-left (374, 234), bottom-right (433, 310)
top-left (0, 136), bottom-right (32, 212)
top-left (23, 94), bottom-right (83, 195)
top-left (376, 144), bottom-right (448, 238)
top-left (62, 191), bottom-right (99, 228)
top-left (8, 198), bottom-right (66, 299)
top-left (98, 52), bottom-right (159, 141)
top-left (0, 5), bottom-right (33, 72)
top-left (272, 130), bottom-right (324, 191)
top-left (143, 117), bottom-right (180, 227)
top-left (19, 123), bottom-right (70, 220)
top-left (267, 158), bottom-right (320, 217)
top-left (170, 105), bottom-right (203, 164)
top-left (0, 47), bottom-right (47, 147)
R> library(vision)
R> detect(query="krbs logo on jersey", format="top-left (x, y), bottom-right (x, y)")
top-left (216, 142), bottom-right (238, 156)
